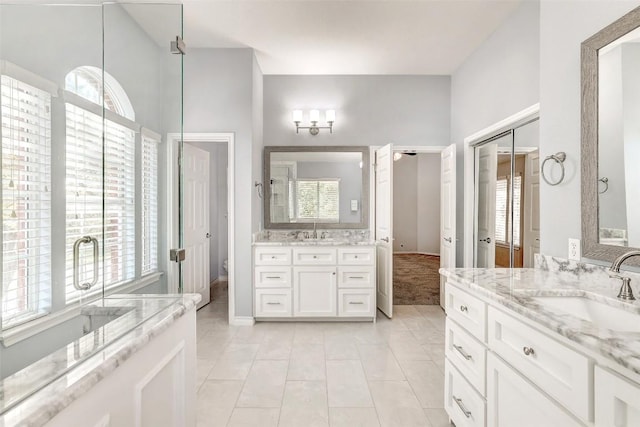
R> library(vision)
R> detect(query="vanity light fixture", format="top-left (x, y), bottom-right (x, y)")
top-left (293, 109), bottom-right (335, 135)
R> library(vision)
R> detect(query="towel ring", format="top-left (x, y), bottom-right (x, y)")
top-left (541, 152), bottom-right (566, 186)
top-left (598, 177), bottom-right (609, 194)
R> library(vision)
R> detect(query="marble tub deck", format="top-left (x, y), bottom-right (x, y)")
top-left (0, 294), bottom-right (201, 427)
top-left (440, 263), bottom-right (640, 375)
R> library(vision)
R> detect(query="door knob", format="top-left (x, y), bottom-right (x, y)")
top-left (380, 237), bottom-right (389, 243)
top-left (443, 237), bottom-right (452, 243)
top-left (479, 237), bottom-right (491, 243)
top-left (206, 233), bottom-right (211, 238)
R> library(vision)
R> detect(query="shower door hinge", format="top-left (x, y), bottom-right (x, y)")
top-left (170, 248), bottom-right (186, 263)
top-left (171, 36), bottom-right (186, 55)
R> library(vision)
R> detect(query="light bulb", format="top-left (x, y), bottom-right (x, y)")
top-left (325, 110), bottom-right (336, 123)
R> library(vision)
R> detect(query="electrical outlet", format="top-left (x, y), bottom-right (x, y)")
top-left (568, 239), bottom-right (581, 261)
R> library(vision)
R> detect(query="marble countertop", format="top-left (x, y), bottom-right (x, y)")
top-left (440, 266), bottom-right (640, 375)
top-left (253, 240), bottom-right (376, 246)
top-left (0, 293), bottom-right (200, 426)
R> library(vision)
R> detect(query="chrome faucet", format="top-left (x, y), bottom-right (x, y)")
top-left (312, 222), bottom-right (317, 239)
top-left (609, 250), bottom-right (640, 301)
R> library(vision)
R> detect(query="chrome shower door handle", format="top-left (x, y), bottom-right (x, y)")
top-left (73, 236), bottom-right (99, 291)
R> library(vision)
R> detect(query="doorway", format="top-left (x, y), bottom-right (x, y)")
top-left (392, 152), bottom-right (442, 305)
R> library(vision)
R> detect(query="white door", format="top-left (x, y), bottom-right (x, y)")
top-left (523, 151), bottom-right (540, 267)
top-left (440, 144), bottom-right (456, 309)
top-left (183, 143), bottom-right (210, 309)
top-left (375, 144), bottom-right (393, 318)
top-left (293, 267), bottom-right (337, 316)
top-left (487, 353), bottom-right (582, 427)
top-left (475, 143), bottom-right (497, 268)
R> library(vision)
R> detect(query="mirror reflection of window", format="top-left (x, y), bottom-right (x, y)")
top-left (295, 179), bottom-right (339, 222)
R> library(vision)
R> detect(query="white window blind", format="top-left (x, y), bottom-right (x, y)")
top-left (1, 75), bottom-right (52, 328)
top-left (513, 175), bottom-right (522, 247)
top-left (495, 177), bottom-right (508, 244)
top-left (296, 179), bottom-right (339, 222)
top-left (141, 135), bottom-right (158, 275)
top-left (104, 120), bottom-right (135, 286)
top-left (65, 104), bottom-right (104, 302)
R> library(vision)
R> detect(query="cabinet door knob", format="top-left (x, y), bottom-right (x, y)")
top-left (523, 346), bottom-right (535, 356)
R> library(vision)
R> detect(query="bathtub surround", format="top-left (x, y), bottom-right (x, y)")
top-left (0, 294), bottom-right (200, 426)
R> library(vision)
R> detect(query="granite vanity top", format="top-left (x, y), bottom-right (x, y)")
top-left (253, 240), bottom-right (377, 246)
top-left (253, 229), bottom-right (374, 246)
top-left (440, 264), bottom-right (640, 375)
top-left (0, 294), bottom-right (201, 426)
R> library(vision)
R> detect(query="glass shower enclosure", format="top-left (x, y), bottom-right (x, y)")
top-left (0, 0), bottom-right (184, 394)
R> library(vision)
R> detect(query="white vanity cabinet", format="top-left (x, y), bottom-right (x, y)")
top-left (254, 244), bottom-right (376, 320)
top-left (444, 279), bottom-right (587, 427)
top-left (595, 367), bottom-right (640, 427)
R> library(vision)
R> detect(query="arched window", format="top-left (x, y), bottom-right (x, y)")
top-left (65, 66), bottom-right (135, 121)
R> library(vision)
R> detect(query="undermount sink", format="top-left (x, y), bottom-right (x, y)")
top-left (532, 295), bottom-right (640, 333)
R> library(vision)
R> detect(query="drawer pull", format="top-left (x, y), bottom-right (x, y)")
top-left (349, 301), bottom-right (364, 305)
top-left (266, 302), bottom-right (281, 305)
top-left (313, 255), bottom-right (318, 259)
top-left (453, 395), bottom-right (472, 418)
top-left (453, 344), bottom-right (473, 361)
top-left (523, 346), bottom-right (535, 356)
top-left (266, 276), bottom-right (281, 279)
top-left (354, 255), bottom-right (359, 259)
top-left (271, 256), bottom-right (276, 259)
top-left (349, 276), bottom-right (365, 279)
top-left (460, 305), bottom-right (468, 313)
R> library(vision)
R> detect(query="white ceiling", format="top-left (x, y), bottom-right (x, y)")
top-left (129, 0), bottom-right (521, 75)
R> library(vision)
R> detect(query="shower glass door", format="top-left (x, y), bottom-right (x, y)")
top-left (0, 1), bottom-right (184, 335)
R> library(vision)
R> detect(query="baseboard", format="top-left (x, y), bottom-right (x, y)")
top-left (393, 251), bottom-right (441, 257)
top-left (230, 316), bottom-right (255, 326)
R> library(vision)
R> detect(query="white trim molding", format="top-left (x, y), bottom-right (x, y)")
top-left (166, 132), bottom-right (237, 323)
top-left (463, 103), bottom-right (540, 267)
top-left (230, 316), bottom-right (256, 326)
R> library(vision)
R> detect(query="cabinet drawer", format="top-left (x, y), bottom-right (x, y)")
top-left (446, 319), bottom-right (486, 396)
top-left (337, 247), bottom-right (375, 265)
top-left (487, 306), bottom-right (591, 421)
top-left (254, 247), bottom-right (291, 265)
top-left (446, 282), bottom-right (487, 342)
top-left (255, 289), bottom-right (292, 317)
top-left (293, 247), bottom-right (337, 265)
top-left (338, 289), bottom-right (375, 317)
top-left (337, 266), bottom-right (375, 288)
top-left (445, 359), bottom-right (486, 427)
top-left (254, 267), bottom-right (292, 288)
top-left (595, 367), bottom-right (640, 427)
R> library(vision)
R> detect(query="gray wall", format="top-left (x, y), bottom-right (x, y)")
top-left (451, 0), bottom-right (540, 266)
top-left (539, 0), bottom-right (639, 259)
top-left (183, 48), bottom-right (263, 317)
top-left (393, 154), bottom-right (441, 254)
top-left (296, 162), bottom-right (362, 222)
top-left (263, 75), bottom-right (451, 147)
top-left (186, 142), bottom-right (229, 282)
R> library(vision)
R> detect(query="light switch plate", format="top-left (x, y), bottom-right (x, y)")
top-left (568, 239), bottom-right (581, 261)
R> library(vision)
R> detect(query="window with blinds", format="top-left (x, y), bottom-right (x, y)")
top-left (494, 175), bottom-right (522, 247)
top-left (495, 177), bottom-right (508, 244)
top-left (1, 75), bottom-right (52, 328)
top-left (141, 135), bottom-right (158, 275)
top-left (296, 179), bottom-right (339, 222)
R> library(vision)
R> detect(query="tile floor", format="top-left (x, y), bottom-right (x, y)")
top-left (196, 288), bottom-right (452, 427)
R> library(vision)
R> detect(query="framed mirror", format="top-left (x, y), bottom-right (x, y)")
top-left (582, 6), bottom-right (640, 264)
top-left (263, 146), bottom-right (370, 229)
